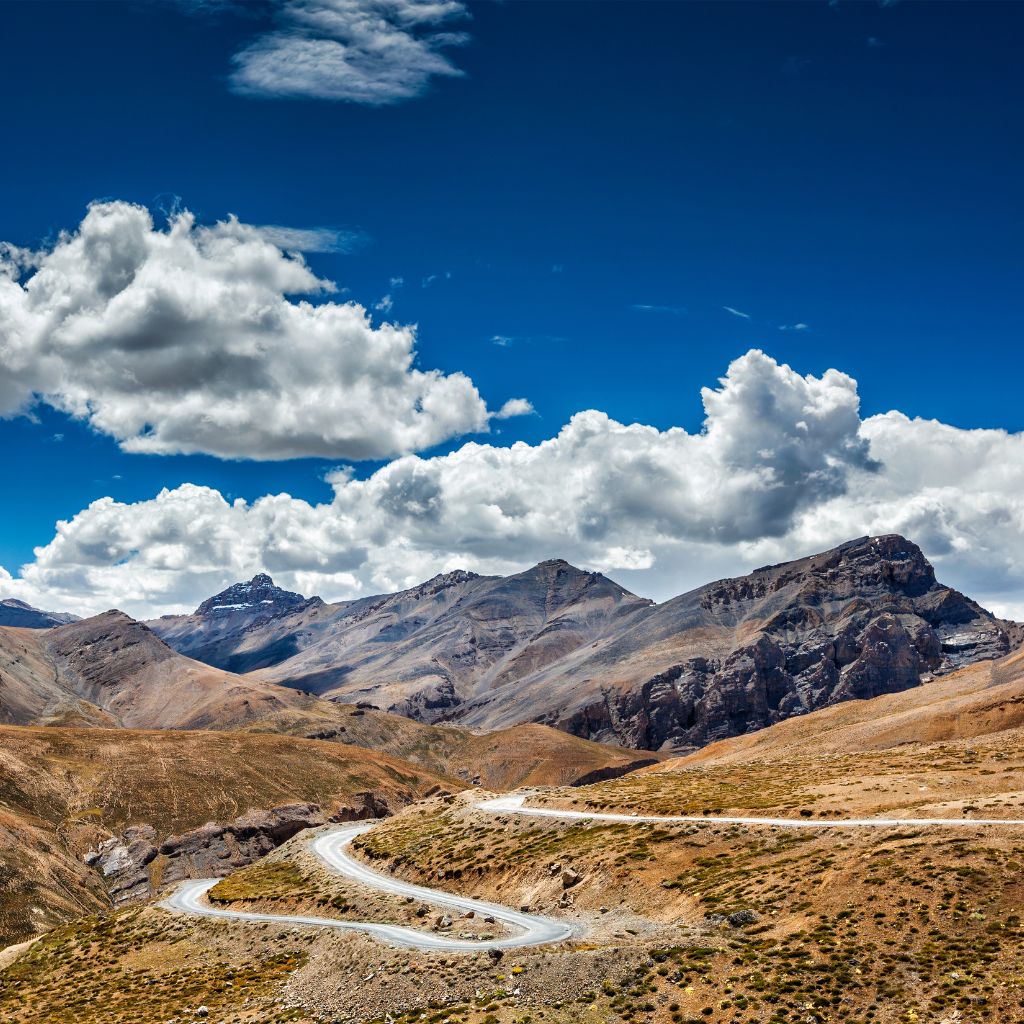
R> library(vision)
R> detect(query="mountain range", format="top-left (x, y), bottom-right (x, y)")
top-left (2, 533), bottom-right (1017, 757)
top-left (2, 530), bottom-right (1022, 950)
top-left (148, 534), bottom-right (1020, 750)
top-left (0, 598), bottom-right (78, 629)
top-left (0, 609), bottom-right (649, 786)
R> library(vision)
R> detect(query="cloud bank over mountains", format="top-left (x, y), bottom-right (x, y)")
top-left (0, 201), bottom-right (525, 460)
top-left (4, 349), bottom-right (1024, 621)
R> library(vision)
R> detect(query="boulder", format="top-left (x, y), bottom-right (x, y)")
top-left (727, 909), bottom-right (760, 927)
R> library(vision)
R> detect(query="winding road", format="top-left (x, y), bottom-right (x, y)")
top-left (160, 821), bottom-right (574, 951)
top-left (162, 793), bottom-right (1024, 950)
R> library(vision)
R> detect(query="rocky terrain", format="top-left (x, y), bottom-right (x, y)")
top-left (152, 535), bottom-right (1021, 752)
top-left (0, 598), bottom-right (77, 629)
top-left (8, 643), bottom-right (1024, 1024)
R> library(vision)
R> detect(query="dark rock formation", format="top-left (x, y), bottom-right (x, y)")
top-left (553, 536), bottom-right (1018, 751)
top-left (194, 574), bottom-right (307, 618)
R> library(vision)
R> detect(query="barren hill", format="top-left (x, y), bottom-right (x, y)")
top-left (0, 611), bottom-right (651, 788)
top-left (0, 611), bottom-right (303, 729)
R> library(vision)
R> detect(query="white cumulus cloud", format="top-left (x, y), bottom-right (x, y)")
top-left (0, 201), bottom-right (529, 460)
top-left (11, 350), bottom-right (1024, 622)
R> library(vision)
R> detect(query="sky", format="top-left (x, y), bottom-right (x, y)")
top-left (1, 0), bottom-right (1023, 619)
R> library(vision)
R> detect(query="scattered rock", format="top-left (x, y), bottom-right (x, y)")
top-left (727, 909), bottom-right (760, 927)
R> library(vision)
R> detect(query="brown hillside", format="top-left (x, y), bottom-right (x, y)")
top-left (0, 725), bottom-right (453, 946)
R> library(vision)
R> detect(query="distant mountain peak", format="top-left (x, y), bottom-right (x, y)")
top-left (0, 597), bottom-right (80, 629)
top-left (195, 574), bottom-right (307, 617)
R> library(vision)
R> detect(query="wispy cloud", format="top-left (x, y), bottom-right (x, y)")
top-left (723, 306), bottom-right (751, 320)
top-left (186, 0), bottom-right (472, 105)
top-left (632, 303), bottom-right (685, 315)
top-left (422, 271), bottom-right (452, 288)
top-left (255, 224), bottom-right (367, 253)
top-left (491, 333), bottom-right (565, 348)
top-left (375, 294), bottom-right (394, 314)
top-left (778, 323), bottom-right (810, 332)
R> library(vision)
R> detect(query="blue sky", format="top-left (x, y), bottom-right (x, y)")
top-left (2, 1), bottom-right (1024, 617)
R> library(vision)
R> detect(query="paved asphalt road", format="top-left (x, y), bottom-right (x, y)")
top-left (161, 820), bottom-right (574, 950)
top-left (162, 791), bottom-right (1024, 950)
top-left (478, 793), bottom-right (1024, 828)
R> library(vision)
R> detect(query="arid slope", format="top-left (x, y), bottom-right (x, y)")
top-left (0, 612), bottom-right (657, 789)
top-left (0, 725), bottom-right (454, 946)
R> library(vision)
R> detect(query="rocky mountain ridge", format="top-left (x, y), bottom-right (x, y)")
top-left (151, 573), bottom-right (325, 669)
top-left (520, 534), bottom-right (1022, 750)
top-left (152, 535), bottom-right (1021, 752)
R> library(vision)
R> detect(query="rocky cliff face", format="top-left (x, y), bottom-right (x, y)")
top-left (542, 536), bottom-right (1019, 750)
